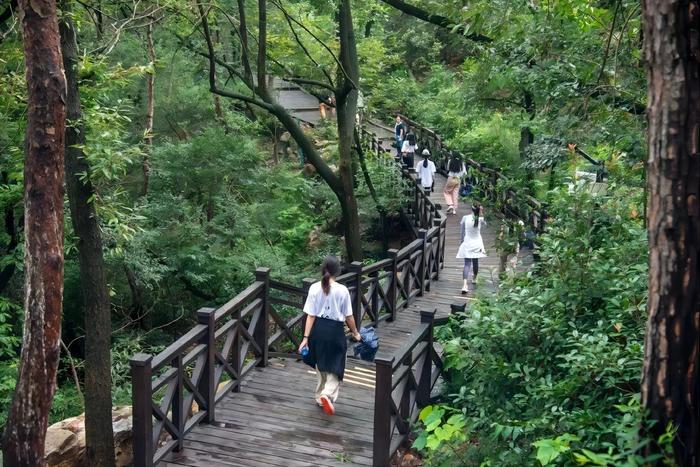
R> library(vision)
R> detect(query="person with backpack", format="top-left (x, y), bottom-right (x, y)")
top-left (456, 204), bottom-right (486, 294)
top-left (401, 133), bottom-right (418, 168)
top-left (298, 256), bottom-right (361, 416)
top-left (443, 154), bottom-right (466, 214)
top-left (416, 148), bottom-right (436, 192)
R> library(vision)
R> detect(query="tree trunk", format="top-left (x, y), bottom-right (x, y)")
top-left (142, 21), bottom-right (155, 197)
top-left (2, 0), bottom-right (66, 463)
top-left (335, 0), bottom-right (363, 262)
top-left (641, 1), bottom-right (700, 464)
top-left (60, 10), bottom-right (116, 467)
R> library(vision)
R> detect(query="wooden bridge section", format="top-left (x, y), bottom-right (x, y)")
top-left (130, 118), bottom-right (542, 467)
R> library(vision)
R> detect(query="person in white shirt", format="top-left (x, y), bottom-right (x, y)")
top-left (456, 204), bottom-right (486, 293)
top-left (299, 256), bottom-right (361, 416)
top-left (401, 133), bottom-right (417, 168)
top-left (416, 149), bottom-right (436, 192)
top-left (443, 156), bottom-right (467, 215)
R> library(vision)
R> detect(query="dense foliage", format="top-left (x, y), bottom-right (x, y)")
top-left (0, 0), bottom-right (662, 463)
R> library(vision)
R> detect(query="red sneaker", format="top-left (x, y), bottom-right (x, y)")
top-left (319, 395), bottom-right (335, 416)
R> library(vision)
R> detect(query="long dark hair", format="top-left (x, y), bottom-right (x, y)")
top-left (472, 204), bottom-right (481, 227)
top-left (407, 133), bottom-right (416, 145)
top-left (448, 157), bottom-right (462, 173)
top-left (422, 153), bottom-right (430, 167)
top-left (320, 256), bottom-right (341, 295)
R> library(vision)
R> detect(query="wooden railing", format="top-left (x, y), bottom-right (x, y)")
top-left (399, 114), bottom-right (546, 234)
top-left (130, 125), bottom-right (448, 467)
top-left (373, 310), bottom-right (444, 466)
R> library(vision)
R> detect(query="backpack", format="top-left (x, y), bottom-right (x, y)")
top-left (353, 327), bottom-right (379, 361)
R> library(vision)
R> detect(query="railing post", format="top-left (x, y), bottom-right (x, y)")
top-left (232, 306), bottom-right (242, 393)
top-left (433, 219), bottom-right (442, 281)
top-left (131, 353), bottom-right (154, 467)
top-left (370, 270), bottom-right (380, 325)
top-left (196, 307), bottom-right (216, 423)
top-left (254, 267), bottom-right (271, 367)
top-left (173, 354), bottom-right (184, 451)
top-left (417, 310), bottom-right (436, 407)
top-left (387, 249), bottom-right (399, 322)
top-left (400, 350), bottom-right (412, 434)
top-left (418, 229), bottom-right (428, 297)
top-left (349, 261), bottom-right (364, 326)
top-left (373, 357), bottom-right (393, 467)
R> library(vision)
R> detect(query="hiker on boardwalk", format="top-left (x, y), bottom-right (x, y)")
top-left (299, 256), bottom-right (361, 416)
top-left (401, 132), bottom-right (418, 168)
top-left (416, 148), bottom-right (436, 192)
top-left (394, 115), bottom-right (406, 150)
top-left (444, 155), bottom-right (466, 215)
top-left (456, 204), bottom-right (486, 294)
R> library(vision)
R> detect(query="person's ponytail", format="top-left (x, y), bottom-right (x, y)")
top-left (319, 255), bottom-right (341, 295)
top-left (423, 157), bottom-right (429, 168)
top-left (322, 271), bottom-right (332, 295)
top-left (472, 205), bottom-right (480, 228)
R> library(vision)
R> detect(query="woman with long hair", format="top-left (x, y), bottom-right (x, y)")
top-left (299, 256), bottom-right (361, 416)
top-left (443, 155), bottom-right (466, 214)
top-left (456, 204), bottom-right (486, 293)
top-left (416, 148), bottom-right (436, 192)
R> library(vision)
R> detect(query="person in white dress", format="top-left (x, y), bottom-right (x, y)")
top-left (456, 204), bottom-right (486, 293)
top-left (415, 149), bottom-right (436, 192)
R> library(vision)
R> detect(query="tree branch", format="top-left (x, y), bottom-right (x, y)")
top-left (271, 0), bottom-right (357, 92)
top-left (279, 7), bottom-right (335, 87)
top-left (377, 0), bottom-right (492, 43)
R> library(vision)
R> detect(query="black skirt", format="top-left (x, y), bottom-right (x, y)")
top-left (302, 317), bottom-right (347, 380)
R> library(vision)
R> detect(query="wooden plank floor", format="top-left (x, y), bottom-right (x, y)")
top-left (160, 166), bottom-right (531, 466)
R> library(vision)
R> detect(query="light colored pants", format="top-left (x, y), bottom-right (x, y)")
top-left (315, 367), bottom-right (340, 403)
top-left (443, 177), bottom-right (460, 210)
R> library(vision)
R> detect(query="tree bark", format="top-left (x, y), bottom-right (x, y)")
top-left (142, 20), bottom-right (155, 197)
top-left (60, 9), bottom-right (116, 467)
top-left (2, 0), bottom-right (66, 462)
top-left (641, 1), bottom-right (700, 464)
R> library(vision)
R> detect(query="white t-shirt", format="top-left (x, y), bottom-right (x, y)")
top-left (401, 140), bottom-right (416, 154)
top-left (303, 281), bottom-right (353, 322)
top-left (416, 160), bottom-right (436, 188)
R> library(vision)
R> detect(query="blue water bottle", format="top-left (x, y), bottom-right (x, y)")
top-left (300, 346), bottom-right (309, 357)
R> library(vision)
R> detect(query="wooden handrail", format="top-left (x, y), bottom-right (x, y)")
top-left (398, 113), bottom-right (545, 234)
top-left (130, 123), bottom-right (451, 467)
top-left (373, 310), bottom-right (443, 466)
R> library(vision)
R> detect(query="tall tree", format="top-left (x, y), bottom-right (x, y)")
top-left (2, 0), bottom-right (66, 462)
top-left (60, 6), bottom-right (116, 466)
top-left (196, 0), bottom-right (365, 260)
top-left (641, 0), bottom-right (700, 464)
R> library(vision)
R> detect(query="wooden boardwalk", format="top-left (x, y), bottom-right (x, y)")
top-left (158, 171), bottom-right (506, 467)
top-left (131, 110), bottom-right (539, 467)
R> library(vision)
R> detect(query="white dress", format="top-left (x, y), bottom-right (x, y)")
top-left (456, 214), bottom-right (487, 259)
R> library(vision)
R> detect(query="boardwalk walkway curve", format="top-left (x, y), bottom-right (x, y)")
top-left (129, 112), bottom-right (543, 467)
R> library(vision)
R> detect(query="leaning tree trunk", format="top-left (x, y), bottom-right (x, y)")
top-left (60, 10), bottom-right (116, 467)
top-left (641, 0), bottom-right (700, 464)
top-left (2, 0), bottom-right (66, 463)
